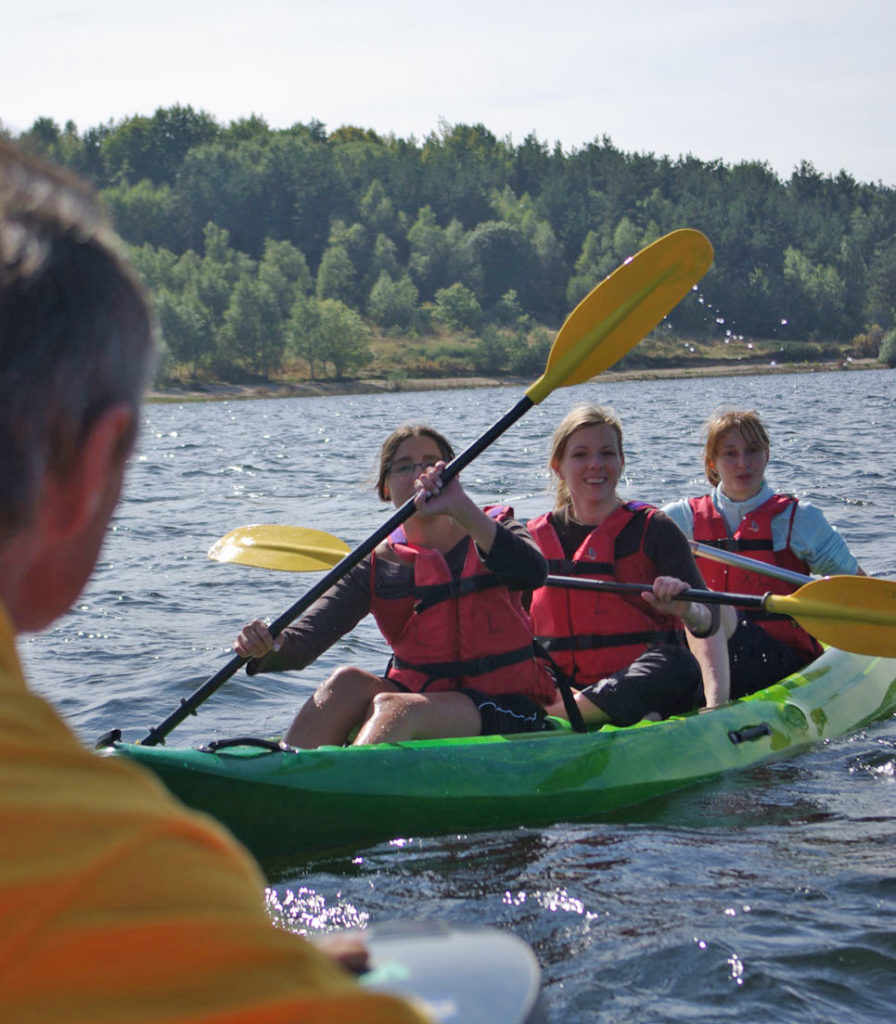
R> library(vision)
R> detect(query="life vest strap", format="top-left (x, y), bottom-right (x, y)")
top-left (412, 573), bottom-right (503, 614)
top-left (702, 537), bottom-right (773, 553)
top-left (544, 558), bottom-right (615, 576)
top-left (391, 642), bottom-right (539, 688)
top-left (539, 628), bottom-right (681, 653)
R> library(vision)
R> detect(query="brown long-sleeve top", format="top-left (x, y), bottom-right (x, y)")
top-left (246, 513), bottom-right (547, 676)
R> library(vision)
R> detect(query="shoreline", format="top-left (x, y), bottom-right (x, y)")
top-left (146, 358), bottom-right (885, 402)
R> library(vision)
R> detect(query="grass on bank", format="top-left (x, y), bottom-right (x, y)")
top-left (157, 322), bottom-right (888, 393)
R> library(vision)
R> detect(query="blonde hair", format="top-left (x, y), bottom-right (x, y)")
top-left (548, 404), bottom-right (624, 510)
top-left (703, 409), bottom-right (770, 486)
top-left (375, 423), bottom-right (455, 500)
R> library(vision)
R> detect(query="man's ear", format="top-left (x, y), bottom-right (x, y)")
top-left (41, 404), bottom-right (135, 540)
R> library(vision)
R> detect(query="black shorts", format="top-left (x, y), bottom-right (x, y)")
top-left (578, 644), bottom-right (703, 726)
top-left (728, 617), bottom-right (811, 699)
top-left (459, 688), bottom-right (550, 736)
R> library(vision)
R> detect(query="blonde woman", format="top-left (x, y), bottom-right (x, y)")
top-left (527, 404), bottom-right (729, 728)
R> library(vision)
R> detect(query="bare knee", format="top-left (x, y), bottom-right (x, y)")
top-left (284, 666), bottom-right (387, 748)
top-left (368, 691), bottom-right (408, 715)
top-left (355, 691), bottom-right (481, 745)
top-left (317, 665), bottom-right (383, 699)
top-left (354, 692), bottom-right (422, 745)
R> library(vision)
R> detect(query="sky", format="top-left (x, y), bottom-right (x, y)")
top-left (5, 0), bottom-right (895, 187)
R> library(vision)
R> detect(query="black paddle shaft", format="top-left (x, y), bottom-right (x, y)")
top-left (545, 574), bottom-right (769, 609)
top-left (128, 396), bottom-right (535, 746)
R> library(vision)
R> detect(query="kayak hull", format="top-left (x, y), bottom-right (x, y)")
top-left (104, 647), bottom-right (896, 860)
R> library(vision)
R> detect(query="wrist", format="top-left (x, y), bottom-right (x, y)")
top-left (686, 602), bottom-right (719, 638)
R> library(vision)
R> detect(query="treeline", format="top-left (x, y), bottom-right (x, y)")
top-left (7, 105), bottom-right (896, 379)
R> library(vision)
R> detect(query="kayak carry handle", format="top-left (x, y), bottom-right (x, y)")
top-left (727, 723), bottom-right (772, 745)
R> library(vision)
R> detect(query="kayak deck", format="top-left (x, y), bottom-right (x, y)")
top-left (103, 647), bottom-right (896, 860)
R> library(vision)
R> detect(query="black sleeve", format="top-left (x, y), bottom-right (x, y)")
top-left (645, 511), bottom-right (719, 636)
top-left (644, 511), bottom-right (707, 588)
top-left (480, 516), bottom-right (548, 590)
top-left (245, 557), bottom-right (373, 675)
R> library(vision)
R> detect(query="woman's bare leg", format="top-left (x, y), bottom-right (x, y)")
top-left (283, 666), bottom-right (393, 748)
top-left (353, 691), bottom-right (482, 745)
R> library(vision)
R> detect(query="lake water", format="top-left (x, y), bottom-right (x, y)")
top-left (21, 367), bottom-right (896, 1022)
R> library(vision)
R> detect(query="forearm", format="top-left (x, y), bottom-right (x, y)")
top-left (246, 564), bottom-right (370, 675)
top-left (686, 629), bottom-right (730, 708)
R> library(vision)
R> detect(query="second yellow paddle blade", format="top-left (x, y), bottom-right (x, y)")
top-left (208, 525), bottom-right (350, 572)
top-left (768, 575), bottom-right (896, 658)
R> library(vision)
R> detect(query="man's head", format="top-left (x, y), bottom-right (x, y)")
top-left (0, 141), bottom-right (156, 630)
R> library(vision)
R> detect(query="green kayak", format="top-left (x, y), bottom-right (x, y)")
top-left (102, 646), bottom-right (896, 860)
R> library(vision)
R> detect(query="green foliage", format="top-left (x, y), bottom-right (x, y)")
top-left (493, 289), bottom-right (528, 328)
top-left (407, 208), bottom-right (472, 300)
top-left (465, 220), bottom-right (536, 311)
top-left (155, 288), bottom-right (215, 376)
top-left (880, 329), bottom-right (896, 368)
top-left (316, 299), bottom-right (372, 378)
top-left (778, 340), bottom-right (843, 363)
top-left (219, 277), bottom-right (283, 375)
top-left (101, 180), bottom-right (184, 248)
top-left (367, 272), bottom-right (419, 329)
top-left (473, 327), bottom-right (508, 374)
top-left (101, 105), bottom-right (219, 185)
top-left (258, 238), bottom-right (312, 317)
top-left (851, 324), bottom-right (884, 358)
top-left (285, 296), bottom-right (323, 379)
top-left (316, 244), bottom-right (358, 305)
top-left (287, 297), bottom-right (371, 379)
top-left (782, 247), bottom-right (847, 337)
top-left (433, 283), bottom-right (482, 330)
top-left (21, 105), bottom-right (896, 382)
top-left (507, 326), bottom-right (553, 376)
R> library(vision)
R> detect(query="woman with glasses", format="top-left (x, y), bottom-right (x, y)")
top-left (234, 424), bottom-right (555, 747)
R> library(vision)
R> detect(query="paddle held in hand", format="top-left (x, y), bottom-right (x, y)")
top-left (121, 228), bottom-right (713, 747)
top-left (545, 574), bottom-right (896, 658)
top-left (689, 540), bottom-right (812, 586)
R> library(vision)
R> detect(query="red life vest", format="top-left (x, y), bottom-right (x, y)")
top-left (369, 506), bottom-right (554, 702)
top-left (527, 503), bottom-right (683, 684)
top-left (689, 493), bottom-right (822, 660)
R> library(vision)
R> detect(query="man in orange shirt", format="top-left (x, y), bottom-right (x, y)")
top-left (0, 140), bottom-right (428, 1023)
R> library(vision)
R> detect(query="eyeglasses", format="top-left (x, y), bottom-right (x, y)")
top-left (387, 459), bottom-right (439, 478)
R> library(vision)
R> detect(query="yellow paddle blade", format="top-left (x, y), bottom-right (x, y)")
top-left (526, 228), bottom-right (713, 404)
top-left (766, 575), bottom-right (896, 658)
top-left (208, 525), bottom-right (350, 572)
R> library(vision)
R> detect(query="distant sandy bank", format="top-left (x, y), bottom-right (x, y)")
top-left (146, 359), bottom-right (883, 403)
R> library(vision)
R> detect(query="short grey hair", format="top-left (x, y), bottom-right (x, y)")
top-left (0, 141), bottom-right (156, 535)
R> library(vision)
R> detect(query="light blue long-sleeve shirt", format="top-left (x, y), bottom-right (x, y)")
top-left (662, 483), bottom-right (860, 577)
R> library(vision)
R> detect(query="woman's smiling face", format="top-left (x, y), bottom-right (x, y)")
top-left (554, 423), bottom-right (624, 519)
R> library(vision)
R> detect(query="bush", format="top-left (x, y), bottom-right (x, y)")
top-left (473, 328), bottom-right (508, 375)
top-left (880, 329), bottom-right (896, 368)
top-left (851, 324), bottom-right (884, 358)
top-left (506, 326), bottom-right (552, 375)
top-left (433, 283), bottom-right (482, 330)
top-left (779, 341), bottom-right (841, 362)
